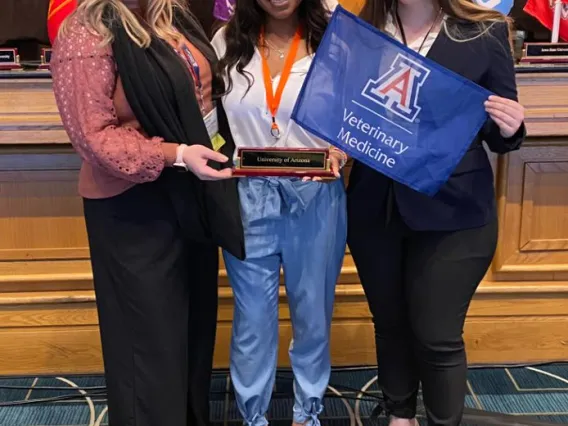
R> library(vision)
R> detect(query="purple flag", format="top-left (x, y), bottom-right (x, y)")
top-left (213, 0), bottom-right (235, 21)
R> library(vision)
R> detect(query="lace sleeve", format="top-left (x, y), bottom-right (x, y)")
top-left (51, 17), bottom-right (166, 183)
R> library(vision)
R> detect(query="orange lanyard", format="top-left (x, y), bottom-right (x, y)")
top-left (259, 26), bottom-right (302, 139)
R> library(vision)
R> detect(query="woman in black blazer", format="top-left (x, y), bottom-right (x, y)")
top-left (347, 0), bottom-right (525, 425)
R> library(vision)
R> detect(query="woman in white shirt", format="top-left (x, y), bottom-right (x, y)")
top-left (212, 0), bottom-right (346, 424)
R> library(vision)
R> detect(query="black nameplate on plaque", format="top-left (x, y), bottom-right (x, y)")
top-left (239, 150), bottom-right (327, 170)
top-left (39, 48), bottom-right (53, 69)
top-left (525, 43), bottom-right (568, 58)
top-left (0, 49), bottom-right (16, 64)
top-left (0, 48), bottom-right (21, 70)
top-left (43, 48), bottom-right (52, 64)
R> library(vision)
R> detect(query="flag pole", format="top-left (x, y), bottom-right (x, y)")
top-left (551, 0), bottom-right (562, 42)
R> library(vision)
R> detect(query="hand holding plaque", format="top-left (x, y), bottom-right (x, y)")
top-left (235, 27), bottom-right (339, 179)
top-left (233, 147), bottom-right (337, 178)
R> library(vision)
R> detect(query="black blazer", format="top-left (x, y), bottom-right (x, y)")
top-left (347, 20), bottom-right (526, 231)
top-left (109, 10), bottom-right (245, 259)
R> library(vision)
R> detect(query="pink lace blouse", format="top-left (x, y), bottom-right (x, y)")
top-left (51, 16), bottom-right (213, 199)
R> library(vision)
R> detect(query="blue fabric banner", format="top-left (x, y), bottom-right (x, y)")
top-left (291, 7), bottom-right (492, 196)
top-left (472, 0), bottom-right (514, 15)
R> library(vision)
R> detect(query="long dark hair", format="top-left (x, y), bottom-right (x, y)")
top-left (217, 0), bottom-right (330, 95)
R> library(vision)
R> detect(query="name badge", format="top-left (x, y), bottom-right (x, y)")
top-left (204, 108), bottom-right (226, 151)
top-left (204, 108), bottom-right (219, 139)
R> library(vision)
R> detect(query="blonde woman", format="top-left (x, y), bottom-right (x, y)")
top-left (50, 1), bottom-right (244, 425)
top-left (347, 0), bottom-right (525, 425)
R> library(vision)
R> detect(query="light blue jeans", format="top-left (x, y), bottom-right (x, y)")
top-left (223, 177), bottom-right (347, 426)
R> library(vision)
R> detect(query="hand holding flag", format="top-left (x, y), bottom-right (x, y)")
top-left (47, 0), bottom-right (78, 44)
top-left (484, 95), bottom-right (525, 138)
top-left (291, 7), bottom-right (493, 196)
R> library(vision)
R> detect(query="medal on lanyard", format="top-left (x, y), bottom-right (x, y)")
top-left (180, 45), bottom-right (207, 114)
top-left (171, 29), bottom-right (201, 86)
top-left (181, 45), bottom-right (201, 88)
top-left (259, 26), bottom-right (302, 140)
top-left (172, 33), bottom-right (206, 114)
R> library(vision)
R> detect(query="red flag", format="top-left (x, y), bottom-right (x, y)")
top-left (47, 0), bottom-right (78, 44)
top-left (524, 0), bottom-right (568, 41)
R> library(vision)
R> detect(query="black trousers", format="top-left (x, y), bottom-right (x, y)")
top-left (83, 180), bottom-right (219, 426)
top-left (347, 183), bottom-right (497, 426)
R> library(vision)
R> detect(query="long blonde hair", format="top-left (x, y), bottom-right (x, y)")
top-left (60, 0), bottom-right (188, 47)
top-left (359, 0), bottom-right (513, 44)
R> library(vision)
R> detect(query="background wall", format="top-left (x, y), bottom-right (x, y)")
top-left (0, 73), bottom-right (567, 375)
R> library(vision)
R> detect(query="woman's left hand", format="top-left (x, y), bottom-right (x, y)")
top-left (302, 151), bottom-right (342, 182)
top-left (484, 95), bottom-right (525, 138)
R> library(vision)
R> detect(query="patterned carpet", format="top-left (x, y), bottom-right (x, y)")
top-left (0, 364), bottom-right (567, 425)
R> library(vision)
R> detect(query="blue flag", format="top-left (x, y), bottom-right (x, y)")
top-left (291, 7), bottom-right (492, 196)
top-left (472, 0), bottom-right (513, 15)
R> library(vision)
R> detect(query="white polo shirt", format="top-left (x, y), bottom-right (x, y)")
top-left (211, 28), bottom-right (332, 158)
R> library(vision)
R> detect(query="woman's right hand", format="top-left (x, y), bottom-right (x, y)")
top-left (181, 145), bottom-right (233, 180)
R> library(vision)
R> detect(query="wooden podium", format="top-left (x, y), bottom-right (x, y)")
top-left (0, 73), bottom-right (567, 375)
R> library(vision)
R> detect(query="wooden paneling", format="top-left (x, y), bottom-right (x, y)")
top-left (0, 167), bottom-right (88, 262)
top-left (494, 144), bottom-right (568, 280)
top-left (516, 74), bottom-right (568, 137)
top-left (0, 286), bottom-right (566, 374)
top-left (0, 79), bottom-right (68, 145)
top-left (0, 74), bottom-right (567, 375)
top-left (0, 150), bottom-right (90, 294)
